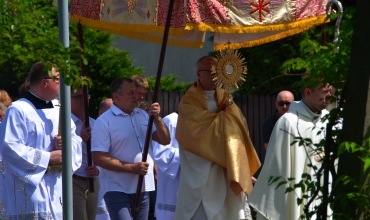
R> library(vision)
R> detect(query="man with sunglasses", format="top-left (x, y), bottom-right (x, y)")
top-left (0, 61), bottom-right (82, 219)
top-left (249, 83), bottom-right (333, 220)
top-left (262, 90), bottom-right (294, 150)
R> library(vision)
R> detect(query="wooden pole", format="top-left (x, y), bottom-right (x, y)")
top-left (134, 0), bottom-right (176, 210)
top-left (77, 22), bottom-right (94, 193)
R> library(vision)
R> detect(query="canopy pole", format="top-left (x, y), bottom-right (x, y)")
top-left (77, 22), bottom-right (95, 193)
top-left (134, 0), bottom-right (176, 210)
top-left (58, 0), bottom-right (73, 219)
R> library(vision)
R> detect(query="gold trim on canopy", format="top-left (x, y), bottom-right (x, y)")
top-left (70, 0), bottom-right (330, 50)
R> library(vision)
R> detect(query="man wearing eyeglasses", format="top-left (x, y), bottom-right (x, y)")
top-left (0, 61), bottom-right (82, 220)
top-left (262, 90), bottom-right (294, 150)
top-left (175, 56), bottom-right (261, 220)
top-left (249, 83), bottom-right (333, 220)
top-left (71, 88), bottom-right (100, 220)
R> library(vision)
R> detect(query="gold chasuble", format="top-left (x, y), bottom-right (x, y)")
top-left (176, 81), bottom-right (261, 195)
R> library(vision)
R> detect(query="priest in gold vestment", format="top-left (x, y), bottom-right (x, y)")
top-left (175, 56), bottom-right (261, 220)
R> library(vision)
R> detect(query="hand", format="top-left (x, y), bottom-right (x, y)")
top-left (49, 150), bottom-right (62, 164)
top-left (251, 176), bottom-right (257, 184)
top-left (154, 163), bottom-right (158, 180)
top-left (132, 162), bottom-right (149, 175)
top-left (86, 165), bottom-right (99, 177)
top-left (80, 125), bottom-right (92, 142)
top-left (54, 135), bottom-right (62, 150)
top-left (148, 103), bottom-right (161, 123)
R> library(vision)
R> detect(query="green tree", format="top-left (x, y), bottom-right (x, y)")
top-left (71, 24), bottom-right (142, 117)
top-left (146, 74), bottom-right (191, 92)
top-left (0, 0), bottom-right (82, 96)
top-left (236, 33), bottom-right (305, 95)
top-left (0, 0), bottom-right (143, 117)
top-left (270, 1), bottom-right (370, 219)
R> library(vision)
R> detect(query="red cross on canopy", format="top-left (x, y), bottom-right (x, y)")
top-left (250, 0), bottom-right (270, 22)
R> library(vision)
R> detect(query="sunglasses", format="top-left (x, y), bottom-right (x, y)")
top-left (277, 101), bottom-right (291, 107)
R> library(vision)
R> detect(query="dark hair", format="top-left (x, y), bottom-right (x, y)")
top-left (28, 62), bottom-right (50, 87)
top-left (19, 82), bottom-right (31, 98)
top-left (110, 78), bottom-right (133, 97)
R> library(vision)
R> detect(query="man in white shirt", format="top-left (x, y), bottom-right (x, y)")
top-left (0, 61), bottom-right (82, 219)
top-left (92, 77), bottom-right (170, 220)
top-left (152, 112), bottom-right (180, 220)
top-left (71, 88), bottom-right (100, 220)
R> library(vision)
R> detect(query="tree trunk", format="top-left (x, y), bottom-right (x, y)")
top-left (335, 0), bottom-right (370, 219)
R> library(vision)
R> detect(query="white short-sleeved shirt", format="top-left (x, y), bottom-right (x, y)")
top-left (91, 104), bottom-right (156, 194)
top-left (72, 114), bottom-right (95, 177)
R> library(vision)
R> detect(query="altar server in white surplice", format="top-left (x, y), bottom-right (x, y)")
top-left (0, 62), bottom-right (82, 220)
top-left (152, 112), bottom-right (180, 220)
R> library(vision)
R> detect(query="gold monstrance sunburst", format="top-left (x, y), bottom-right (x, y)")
top-left (210, 48), bottom-right (247, 106)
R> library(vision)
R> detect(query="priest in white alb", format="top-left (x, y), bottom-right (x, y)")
top-left (248, 83), bottom-right (334, 220)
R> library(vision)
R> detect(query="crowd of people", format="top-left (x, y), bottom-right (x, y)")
top-left (0, 56), bottom-right (335, 220)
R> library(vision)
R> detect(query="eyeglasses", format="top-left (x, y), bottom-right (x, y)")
top-left (71, 95), bottom-right (91, 100)
top-left (43, 76), bottom-right (60, 82)
top-left (277, 101), bottom-right (291, 107)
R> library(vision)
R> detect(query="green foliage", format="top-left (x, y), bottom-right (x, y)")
top-left (335, 139), bottom-right (370, 219)
top-left (70, 24), bottom-right (142, 117)
top-left (268, 4), bottom-right (370, 219)
top-left (0, 0), bottom-right (82, 97)
top-left (146, 74), bottom-right (191, 92)
top-left (0, 0), bottom-right (142, 117)
top-left (281, 7), bottom-right (354, 94)
top-left (234, 33), bottom-right (305, 95)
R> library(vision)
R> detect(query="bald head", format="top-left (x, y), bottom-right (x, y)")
top-left (275, 90), bottom-right (294, 117)
top-left (98, 98), bottom-right (113, 116)
top-left (196, 56), bottom-right (216, 90)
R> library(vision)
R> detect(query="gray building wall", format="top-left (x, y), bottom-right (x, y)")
top-left (113, 34), bottom-right (214, 83)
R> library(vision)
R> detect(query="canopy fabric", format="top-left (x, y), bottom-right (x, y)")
top-left (71, 0), bottom-right (329, 50)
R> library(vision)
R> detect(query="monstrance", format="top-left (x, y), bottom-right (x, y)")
top-left (211, 47), bottom-right (247, 106)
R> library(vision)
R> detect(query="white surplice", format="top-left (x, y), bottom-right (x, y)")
top-left (248, 101), bottom-right (331, 220)
top-left (152, 112), bottom-right (180, 220)
top-left (0, 98), bottom-right (82, 220)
